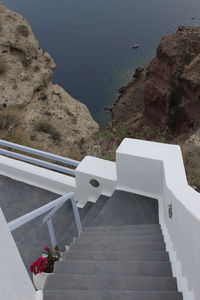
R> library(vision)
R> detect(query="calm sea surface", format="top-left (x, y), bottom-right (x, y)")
top-left (2, 0), bottom-right (200, 127)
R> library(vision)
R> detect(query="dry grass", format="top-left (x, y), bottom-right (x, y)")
top-left (0, 56), bottom-right (8, 75)
top-left (0, 107), bottom-right (34, 147)
top-left (67, 143), bottom-right (82, 161)
top-left (182, 143), bottom-right (200, 190)
top-left (0, 109), bottom-right (19, 131)
top-left (34, 120), bottom-right (61, 142)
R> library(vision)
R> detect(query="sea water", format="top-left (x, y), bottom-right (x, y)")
top-left (2, 0), bottom-right (200, 127)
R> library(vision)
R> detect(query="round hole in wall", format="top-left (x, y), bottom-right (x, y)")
top-left (89, 179), bottom-right (100, 188)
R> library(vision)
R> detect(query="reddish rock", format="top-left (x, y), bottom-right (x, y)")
top-left (110, 26), bottom-right (200, 138)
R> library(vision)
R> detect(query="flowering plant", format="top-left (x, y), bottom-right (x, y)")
top-left (30, 245), bottom-right (61, 275)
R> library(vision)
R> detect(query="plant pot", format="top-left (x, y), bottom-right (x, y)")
top-left (33, 272), bottom-right (52, 290)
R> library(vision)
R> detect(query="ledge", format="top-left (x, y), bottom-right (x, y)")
top-left (0, 155), bottom-right (75, 195)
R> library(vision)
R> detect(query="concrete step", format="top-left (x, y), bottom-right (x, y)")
top-left (76, 234), bottom-right (164, 244)
top-left (81, 228), bottom-right (163, 237)
top-left (89, 190), bottom-right (158, 226)
top-left (63, 249), bottom-right (169, 262)
top-left (82, 195), bottom-right (109, 227)
top-left (79, 202), bottom-right (94, 221)
top-left (44, 290), bottom-right (183, 300)
top-left (84, 224), bottom-right (161, 232)
top-left (70, 241), bottom-right (165, 251)
top-left (54, 260), bottom-right (173, 277)
top-left (55, 202), bottom-right (94, 246)
top-left (44, 274), bottom-right (178, 291)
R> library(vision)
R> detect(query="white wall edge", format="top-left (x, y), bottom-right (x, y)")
top-left (0, 208), bottom-right (36, 300)
top-left (162, 224), bottom-right (194, 300)
top-left (35, 291), bottom-right (43, 300)
top-left (75, 156), bottom-right (116, 207)
top-left (116, 139), bottom-right (199, 299)
top-left (158, 198), bottom-right (194, 300)
top-left (116, 185), bottom-right (159, 200)
top-left (0, 155), bottom-right (75, 195)
top-left (77, 202), bottom-right (84, 208)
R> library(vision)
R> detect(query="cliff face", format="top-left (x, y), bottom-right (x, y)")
top-left (0, 4), bottom-right (98, 158)
top-left (110, 26), bottom-right (200, 140)
top-left (103, 25), bottom-right (200, 189)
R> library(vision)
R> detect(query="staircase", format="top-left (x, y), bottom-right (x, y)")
top-left (43, 191), bottom-right (183, 300)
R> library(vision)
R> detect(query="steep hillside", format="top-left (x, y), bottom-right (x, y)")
top-left (0, 3), bottom-right (98, 159)
top-left (99, 26), bottom-right (200, 188)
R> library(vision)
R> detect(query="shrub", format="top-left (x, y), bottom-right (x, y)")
top-left (34, 120), bottom-right (61, 142)
top-left (0, 109), bottom-right (19, 131)
top-left (94, 130), bottom-right (114, 141)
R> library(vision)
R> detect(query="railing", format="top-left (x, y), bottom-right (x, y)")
top-left (0, 139), bottom-right (80, 177)
top-left (8, 192), bottom-right (82, 248)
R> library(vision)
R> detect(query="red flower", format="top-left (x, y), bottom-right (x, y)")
top-left (30, 246), bottom-right (61, 274)
top-left (29, 257), bottom-right (48, 275)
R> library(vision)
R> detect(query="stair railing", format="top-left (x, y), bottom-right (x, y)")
top-left (0, 139), bottom-right (80, 176)
top-left (8, 192), bottom-right (82, 248)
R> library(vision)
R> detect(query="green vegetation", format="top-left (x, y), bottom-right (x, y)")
top-left (168, 87), bottom-right (184, 132)
top-left (169, 87), bottom-right (183, 108)
top-left (117, 126), bottom-right (129, 140)
top-left (94, 125), bottom-right (155, 162)
top-left (183, 54), bottom-right (193, 66)
top-left (94, 130), bottom-right (114, 141)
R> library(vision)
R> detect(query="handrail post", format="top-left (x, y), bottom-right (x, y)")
top-left (71, 196), bottom-right (82, 235)
top-left (47, 218), bottom-right (57, 248)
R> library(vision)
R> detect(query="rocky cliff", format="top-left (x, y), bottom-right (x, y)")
top-left (110, 25), bottom-right (200, 141)
top-left (0, 3), bottom-right (98, 159)
top-left (101, 26), bottom-right (200, 188)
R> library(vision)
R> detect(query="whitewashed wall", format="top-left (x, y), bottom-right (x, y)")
top-left (75, 156), bottom-right (116, 207)
top-left (116, 138), bottom-right (200, 300)
top-left (0, 138), bottom-right (200, 299)
top-left (116, 138), bottom-right (187, 198)
top-left (162, 175), bottom-right (200, 300)
top-left (0, 155), bottom-right (75, 195)
top-left (0, 208), bottom-right (36, 300)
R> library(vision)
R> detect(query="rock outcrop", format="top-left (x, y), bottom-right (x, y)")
top-left (181, 130), bottom-right (200, 189)
top-left (0, 3), bottom-right (98, 158)
top-left (110, 26), bottom-right (200, 140)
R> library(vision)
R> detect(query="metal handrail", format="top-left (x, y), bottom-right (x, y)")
top-left (8, 192), bottom-right (82, 248)
top-left (0, 148), bottom-right (76, 176)
top-left (0, 139), bottom-right (80, 176)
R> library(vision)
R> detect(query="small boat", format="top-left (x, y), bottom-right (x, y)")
top-left (104, 107), bottom-right (112, 113)
top-left (132, 44), bottom-right (139, 49)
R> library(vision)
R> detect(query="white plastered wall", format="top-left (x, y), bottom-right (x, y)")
top-left (75, 156), bottom-right (116, 207)
top-left (0, 155), bottom-right (75, 195)
top-left (116, 138), bottom-right (187, 198)
top-left (0, 139), bottom-right (200, 299)
top-left (0, 208), bottom-right (36, 300)
top-left (116, 138), bottom-right (200, 300)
